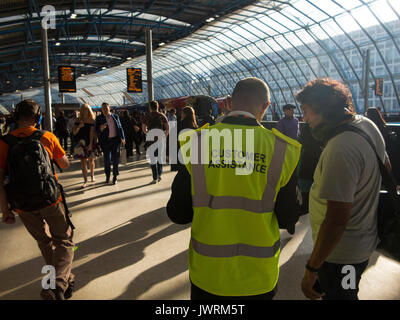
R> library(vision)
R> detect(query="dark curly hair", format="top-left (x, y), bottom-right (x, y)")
top-left (295, 78), bottom-right (355, 122)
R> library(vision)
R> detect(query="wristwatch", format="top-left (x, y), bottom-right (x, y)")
top-left (305, 261), bottom-right (321, 273)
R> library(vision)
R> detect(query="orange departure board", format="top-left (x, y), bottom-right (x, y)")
top-left (58, 66), bottom-right (76, 93)
top-left (127, 68), bottom-right (142, 93)
top-left (375, 78), bottom-right (383, 96)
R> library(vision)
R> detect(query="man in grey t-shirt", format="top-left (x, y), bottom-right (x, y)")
top-left (296, 78), bottom-right (389, 300)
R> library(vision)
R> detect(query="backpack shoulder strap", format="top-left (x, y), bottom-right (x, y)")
top-left (31, 130), bottom-right (45, 140)
top-left (329, 124), bottom-right (397, 193)
top-left (0, 133), bottom-right (19, 147)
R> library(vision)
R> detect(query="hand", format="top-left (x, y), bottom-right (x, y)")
top-left (2, 209), bottom-right (15, 224)
top-left (301, 270), bottom-right (325, 300)
top-left (79, 121), bottom-right (84, 128)
top-left (100, 123), bottom-right (107, 132)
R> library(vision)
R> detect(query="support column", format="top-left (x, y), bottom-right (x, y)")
top-left (41, 27), bottom-right (52, 131)
top-left (362, 49), bottom-right (370, 114)
top-left (145, 28), bottom-right (154, 102)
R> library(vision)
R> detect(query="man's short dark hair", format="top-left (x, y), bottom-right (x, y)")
top-left (15, 99), bottom-right (40, 121)
top-left (295, 78), bottom-right (355, 122)
top-left (149, 100), bottom-right (159, 111)
top-left (283, 104), bottom-right (295, 111)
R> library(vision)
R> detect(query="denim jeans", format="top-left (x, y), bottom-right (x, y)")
top-left (318, 260), bottom-right (369, 300)
top-left (151, 162), bottom-right (163, 180)
top-left (149, 144), bottom-right (164, 180)
top-left (102, 137), bottom-right (120, 179)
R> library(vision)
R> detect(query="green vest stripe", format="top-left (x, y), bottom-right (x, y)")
top-left (191, 237), bottom-right (281, 258)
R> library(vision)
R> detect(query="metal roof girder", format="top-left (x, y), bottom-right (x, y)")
top-left (332, 0), bottom-right (400, 108)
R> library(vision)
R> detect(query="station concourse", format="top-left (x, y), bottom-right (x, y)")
top-left (1, 0), bottom-right (400, 301)
top-left (1, 153), bottom-right (399, 300)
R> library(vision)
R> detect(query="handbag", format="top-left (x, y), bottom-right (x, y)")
top-left (331, 124), bottom-right (400, 261)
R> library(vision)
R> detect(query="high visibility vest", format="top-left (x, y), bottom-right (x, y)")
top-left (180, 121), bottom-right (301, 296)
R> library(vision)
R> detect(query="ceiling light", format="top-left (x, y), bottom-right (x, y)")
top-left (55, 42), bottom-right (61, 46)
top-left (102, 66), bottom-right (106, 70)
top-left (6, 80), bottom-right (10, 84)
top-left (126, 57), bottom-right (132, 60)
top-left (70, 13), bottom-right (77, 19)
top-left (206, 17), bottom-right (215, 23)
top-left (159, 42), bottom-right (165, 46)
top-left (17, 75), bottom-right (22, 79)
top-left (81, 74), bottom-right (85, 76)
top-left (31, 68), bottom-right (35, 71)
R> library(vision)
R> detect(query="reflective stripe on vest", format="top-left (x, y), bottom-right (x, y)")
top-left (191, 133), bottom-right (287, 213)
top-left (191, 237), bottom-right (281, 258)
top-left (190, 131), bottom-right (286, 259)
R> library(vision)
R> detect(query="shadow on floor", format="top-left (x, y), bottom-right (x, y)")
top-left (0, 207), bottom-right (189, 299)
top-left (66, 185), bottom-right (170, 212)
top-left (115, 250), bottom-right (189, 300)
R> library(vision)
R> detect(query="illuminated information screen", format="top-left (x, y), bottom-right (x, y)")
top-left (58, 66), bottom-right (76, 93)
top-left (127, 68), bottom-right (142, 93)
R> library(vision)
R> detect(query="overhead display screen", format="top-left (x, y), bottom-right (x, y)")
top-left (58, 66), bottom-right (76, 93)
top-left (127, 68), bottom-right (142, 93)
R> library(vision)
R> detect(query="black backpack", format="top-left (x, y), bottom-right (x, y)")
top-left (1, 130), bottom-right (60, 211)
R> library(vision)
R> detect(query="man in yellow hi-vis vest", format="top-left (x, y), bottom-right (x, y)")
top-left (167, 77), bottom-right (301, 299)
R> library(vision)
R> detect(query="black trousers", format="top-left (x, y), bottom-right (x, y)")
top-left (318, 260), bottom-right (369, 300)
top-left (190, 281), bottom-right (276, 300)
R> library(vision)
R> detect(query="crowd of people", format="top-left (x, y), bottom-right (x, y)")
top-left (0, 76), bottom-right (398, 301)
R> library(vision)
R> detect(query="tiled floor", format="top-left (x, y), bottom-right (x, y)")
top-left (0, 153), bottom-right (399, 300)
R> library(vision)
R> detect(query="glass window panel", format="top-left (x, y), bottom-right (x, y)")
top-left (309, 0), bottom-right (343, 16)
top-left (333, 0), bottom-right (362, 11)
top-left (369, 1), bottom-right (398, 24)
top-left (351, 6), bottom-right (379, 29)
top-left (334, 14), bottom-right (361, 35)
top-left (388, 0), bottom-right (400, 16)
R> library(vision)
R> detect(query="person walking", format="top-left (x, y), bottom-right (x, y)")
top-left (276, 104), bottom-right (300, 140)
top-left (120, 110), bottom-right (135, 160)
top-left (142, 100), bottom-right (169, 184)
top-left (95, 102), bottom-right (125, 185)
top-left (297, 78), bottom-right (389, 300)
top-left (0, 99), bottom-right (74, 300)
top-left (67, 110), bottom-right (79, 157)
top-left (54, 111), bottom-right (69, 151)
top-left (72, 104), bottom-right (99, 188)
top-left (171, 106), bottom-right (199, 172)
top-left (167, 78), bottom-right (301, 299)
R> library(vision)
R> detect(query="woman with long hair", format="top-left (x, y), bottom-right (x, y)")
top-left (179, 106), bottom-right (198, 131)
top-left (72, 103), bottom-right (100, 188)
top-left (171, 106), bottom-right (199, 172)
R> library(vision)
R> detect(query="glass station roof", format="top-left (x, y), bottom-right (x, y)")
top-left (1, 0), bottom-right (399, 116)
